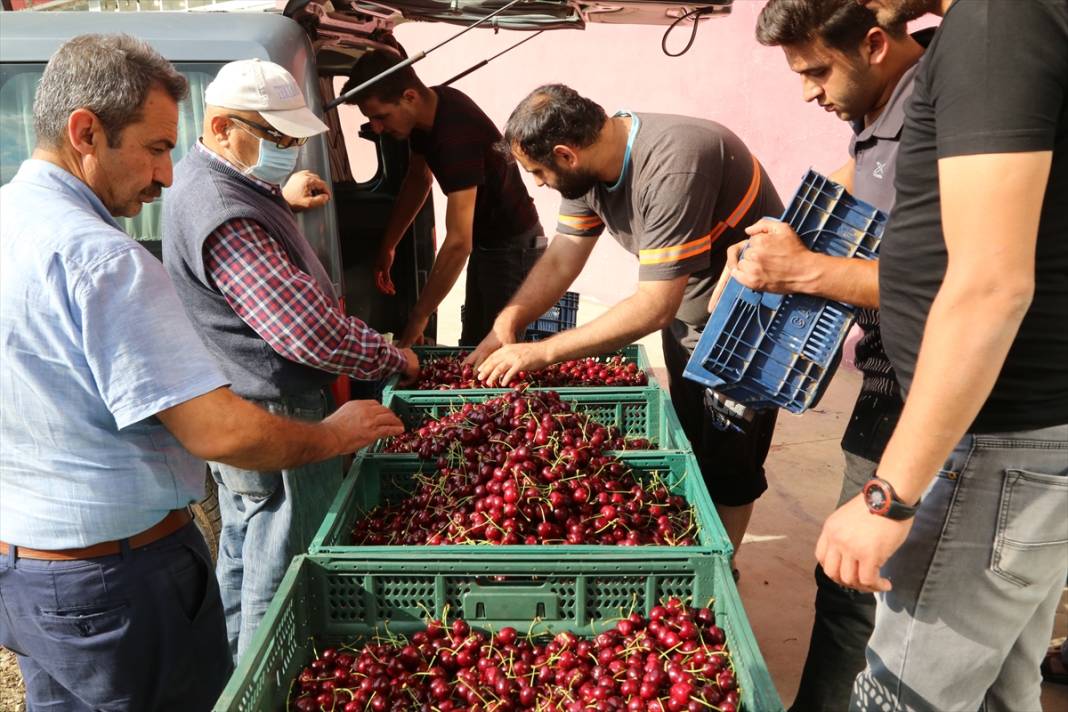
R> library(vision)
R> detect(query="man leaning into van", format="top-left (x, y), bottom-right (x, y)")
top-left (162, 59), bottom-right (418, 665)
top-left (0, 34), bottom-right (404, 711)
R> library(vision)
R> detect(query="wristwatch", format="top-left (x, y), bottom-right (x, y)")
top-left (862, 477), bottom-right (921, 520)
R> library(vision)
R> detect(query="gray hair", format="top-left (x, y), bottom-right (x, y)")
top-left (33, 33), bottom-right (188, 150)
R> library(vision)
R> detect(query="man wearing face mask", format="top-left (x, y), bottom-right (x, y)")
top-left (162, 59), bottom-right (418, 662)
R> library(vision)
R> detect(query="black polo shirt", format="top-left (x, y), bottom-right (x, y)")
top-left (409, 86), bottom-right (541, 249)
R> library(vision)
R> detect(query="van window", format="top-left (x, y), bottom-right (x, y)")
top-left (0, 62), bottom-right (224, 247)
top-left (332, 75), bottom-right (380, 184)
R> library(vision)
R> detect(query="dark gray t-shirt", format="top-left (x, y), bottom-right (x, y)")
top-left (556, 112), bottom-right (783, 350)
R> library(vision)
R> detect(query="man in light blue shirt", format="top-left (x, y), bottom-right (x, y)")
top-left (0, 34), bottom-right (403, 711)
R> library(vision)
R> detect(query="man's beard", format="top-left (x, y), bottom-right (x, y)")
top-left (555, 167), bottom-right (600, 200)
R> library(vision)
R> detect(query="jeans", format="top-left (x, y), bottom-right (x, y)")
top-left (460, 233), bottom-right (545, 347)
top-left (210, 390), bottom-right (342, 664)
top-left (0, 521), bottom-right (230, 712)
top-left (851, 423), bottom-right (1068, 712)
top-left (790, 451), bottom-right (879, 712)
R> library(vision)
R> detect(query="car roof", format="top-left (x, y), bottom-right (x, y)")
top-left (0, 11), bottom-right (306, 63)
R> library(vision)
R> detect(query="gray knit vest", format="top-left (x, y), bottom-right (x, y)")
top-left (163, 145), bottom-right (338, 400)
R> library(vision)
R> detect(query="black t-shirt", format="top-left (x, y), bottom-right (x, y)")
top-left (409, 86), bottom-right (541, 248)
top-left (879, 0), bottom-right (1068, 433)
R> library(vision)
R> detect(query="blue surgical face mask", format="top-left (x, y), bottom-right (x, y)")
top-left (247, 138), bottom-right (300, 185)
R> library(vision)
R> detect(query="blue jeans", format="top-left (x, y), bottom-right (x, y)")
top-left (0, 521), bottom-right (230, 711)
top-left (210, 391), bottom-right (341, 663)
top-left (852, 423), bottom-right (1068, 712)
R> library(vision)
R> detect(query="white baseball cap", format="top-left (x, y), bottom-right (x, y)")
top-left (205, 58), bottom-right (328, 139)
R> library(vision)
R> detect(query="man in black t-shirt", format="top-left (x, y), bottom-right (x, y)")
top-left (341, 51), bottom-right (544, 347)
top-left (815, 1), bottom-right (1068, 710)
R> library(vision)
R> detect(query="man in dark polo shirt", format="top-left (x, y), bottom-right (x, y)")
top-left (815, 0), bottom-right (1068, 709)
top-left (341, 51), bottom-right (544, 348)
top-left (712, 2), bottom-right (925, 708)
top-left (469, 85), bottom-right (784, 555)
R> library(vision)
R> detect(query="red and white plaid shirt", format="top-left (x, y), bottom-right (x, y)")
top-left (198, 144), bottom-right (406, 381)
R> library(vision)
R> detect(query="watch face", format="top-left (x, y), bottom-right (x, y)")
top-left (864, 480), bottom-right (892, 515)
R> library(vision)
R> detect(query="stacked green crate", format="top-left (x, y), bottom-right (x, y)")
top-left (213, 555), bottom-right (782, 712)
top-left (237, 342), bottom-right (782, 710)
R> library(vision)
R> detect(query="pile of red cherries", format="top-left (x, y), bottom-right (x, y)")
top-left (411, 354), bottom-right (649, 390)
top-left (355, 391), bottom-right (694, 546)
top-left (290, 599), bottom-right (742, 712)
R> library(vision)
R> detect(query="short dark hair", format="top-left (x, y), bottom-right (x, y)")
top-left (755, 0), bottom-right (898, 53)
top-left (502, 84), bottom-right (607, 166)
top-left (341, 50), bottom-right (425, 105)
top-left (33, 33), bottom-right (188, 149)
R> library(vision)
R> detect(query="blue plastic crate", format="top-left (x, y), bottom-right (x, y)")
top-left (525, 291), bottom-right (579, 341)
top-left (684, 170), bottom-right (887, 414)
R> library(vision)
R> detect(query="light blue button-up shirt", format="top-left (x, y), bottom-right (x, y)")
top-left (0, 160), bottom-right (230, 549)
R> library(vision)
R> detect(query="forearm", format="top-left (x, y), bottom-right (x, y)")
top-left (495, 240), bottom-right (586, 335)
top-left (411, 241), bottom-right (469, 321)
top-left (296, 319), bottom-right (407, 380)
top-left (805, 255), bottom-right (879, 308)
top-left (381, 169), bottom-right (432, 251)
top-left (161, 389), bottom-right (343, 470)
top-left (230, 278), bottom-right (406, 381)
top-left (876, 274), bottom-right (1032, 504)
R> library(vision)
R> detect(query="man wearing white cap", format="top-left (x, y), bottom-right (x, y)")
top-left (163, 59), bottom-right (418, 662)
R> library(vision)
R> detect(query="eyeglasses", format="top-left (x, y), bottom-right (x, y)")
top-left (227, 116), bottom-right (307, 149)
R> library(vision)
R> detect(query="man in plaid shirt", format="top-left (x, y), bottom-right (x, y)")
top-left (162, 59), bottom-right (417, 663)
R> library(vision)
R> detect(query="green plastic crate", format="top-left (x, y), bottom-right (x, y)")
top-left (375, 385), bottom-right (690, 454)
top-left (309, 450), bottom-right (731, 557)
top-left (213, 554), bottom-right (783, 712)
top-left (381, 343), bottom-right (658, 401)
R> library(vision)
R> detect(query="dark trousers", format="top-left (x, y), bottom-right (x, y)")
top-left (661, 327), bottom-right (778, 506)
top-left (791, 391), bottom-right (901, 712)
top-left (0, 521), bottom-right (231, 711)
top-left (460, 235), bottom-right (545, 347)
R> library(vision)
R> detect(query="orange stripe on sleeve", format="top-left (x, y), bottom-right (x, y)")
top-left (558, 214), bottom-right (604, 231)
top-left (639, 234), bottom-right (712, 265)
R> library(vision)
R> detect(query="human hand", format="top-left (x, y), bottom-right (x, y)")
top-left (476, 341), bottom-right (551, 387)
top-left (282, 170), bottom-right (330, 212)
top-left (708, 240), bottom-right (747, 313)
top-left (398, 347), bottom-right (420, 386)
top-left (397, 313), bottom-right (429, 348)
top-left (322, 399), bottom-right (404, 453)
top-left (463, 318), bottom-right (521, 368)
top-left (733, 219), bottom-right (817, 294)
top-left (815, 493), bottom-right (914, 593)
top-left (374, 247), bottom-right (396, 295)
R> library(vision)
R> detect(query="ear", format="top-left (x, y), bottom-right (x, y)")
top-left (210, 114), bottom-right (234, 144)
top-left (67, 108), bottom-right (102, 156)
top-left (401, 88), bottom-right (420, 105)
top-left (552, 145), bottom-right (579, 169)
top-left (865, 27), bottom-right (891, 67)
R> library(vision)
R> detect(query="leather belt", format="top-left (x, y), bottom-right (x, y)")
top-left (0, 508), bottom-right (192, 561)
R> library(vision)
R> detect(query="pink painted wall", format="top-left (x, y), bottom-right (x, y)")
top-left (383, 1), bottom-right (853, 304)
